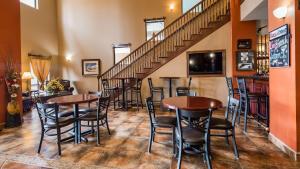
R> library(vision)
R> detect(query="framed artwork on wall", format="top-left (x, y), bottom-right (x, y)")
top-left (236, 50), bottom-right (255, 71)
top-left (237, 39), bottom-right (252, 49)
top-left (82, 59), bottom-right (101, 76)
top-left (269, 24), bottom-right (290, 68)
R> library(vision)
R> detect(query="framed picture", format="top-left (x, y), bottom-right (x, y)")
top-left (269, 24), bottom-right (290, 68)
top-left (236, 50), bottom-right (255, 71)
top-left (82, 59), bottom-right (101, 76)
top-left (237, 39), bottom-right (252, 49)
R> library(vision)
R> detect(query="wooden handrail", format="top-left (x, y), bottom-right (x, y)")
top-left (98, 0), bottom-right (230, 90)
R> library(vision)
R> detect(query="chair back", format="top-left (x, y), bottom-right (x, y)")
top-left (225, 77), bottom-right (235, 97)
top-left (237, 78), bottom-right (248, 99)
top-left (225, 97), bottom-right (240, 127)
top-left (176, 89), bottom-right (196, 96)
top-left (96, 96), bottom-right (110, 119)
top-left (175, 108), bottom-right (212, 142)
top-left (36, 102), bottom-right (59, 127)
top-left (88, 91), bottom-right (103, 107)
top-left (102, 79), bottom-right (110, 90)
top-left (145, 97), bottom-right (156, 125)
top-left (147, 78), bottom-right (154, 90)
top-left (135, 78), bottom-right (142, 90)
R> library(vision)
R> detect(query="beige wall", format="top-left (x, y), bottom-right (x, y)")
top-left (57, 0), bottom-right (182, 93)
top-left (142, 22), bottom-right (232, 105)
top-left (21, 0), bottom-right (59, 90)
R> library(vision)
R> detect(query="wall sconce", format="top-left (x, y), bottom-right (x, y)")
top-left (66, 53), bottom-right (72, 62)
top-left (273, 6), bottom-right (288, 19)
top-left (169, 3), bottom-right (175, 12)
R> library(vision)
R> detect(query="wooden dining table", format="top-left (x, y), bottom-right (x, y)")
top-left (47, 94), bottom-right (98, 144)
top-left (162, 96), bottom-right (223, 111)
top-left (160, 77), bottom-right (180, 97)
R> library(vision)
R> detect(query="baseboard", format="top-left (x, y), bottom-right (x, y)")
top-left (269, 133), bottom-right (300, 161)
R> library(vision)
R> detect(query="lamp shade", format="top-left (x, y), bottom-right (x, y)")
top-left (22, 72), bottom-right (33, 80)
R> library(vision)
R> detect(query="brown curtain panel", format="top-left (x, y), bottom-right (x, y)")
top-left (29, 56), bottom-right (52, 90)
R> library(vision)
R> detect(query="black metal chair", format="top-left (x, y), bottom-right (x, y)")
top-left (174, 108), bottom-right (213, 169)
top-left (176, 77), bottom-right (192, 92)
top-left (128, 78), bottom-right (143, 110)
top-left (210, 96), bottom-right (240, 159)
top-left (225, 77), bottom-right (239, 97)
top-left (79, 95), bottom-right (111, 145)
top-left (102, 79), bottom-right (120, 110)
top-left (36, 102), bottom-right (76, 156)
top-left (148, 78), bottom-right (164, 107)
top-left (237, 78), bottom-right (268, 132)
top-left (145, 97), bottom-right (176, 153)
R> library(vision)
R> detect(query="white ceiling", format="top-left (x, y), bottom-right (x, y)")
top-left (240, 0), bottom-right (268, 21)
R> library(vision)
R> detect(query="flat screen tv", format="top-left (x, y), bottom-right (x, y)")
top-left (187, 50), bottom-right (226, 76)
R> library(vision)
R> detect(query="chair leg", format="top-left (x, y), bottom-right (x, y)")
top-left (97, 121), bottom-right (100, 145)
top-left (205, 142), bottom-right (212, 169)
top-left (244, 101), bottom-right (249, 133)
top-left (172, 127), bottom-right (175, 154)
top-left (57, 128), bottom-right (62, 156)
top-left (106, 119), bottom-right (111, 135)
top-left (91, 121), bottom-right (95, 134)
top-left (148, 127), bottom-right (154, 153)
top-left (136, 92), bottom-right (139, 111)
top-left (232, 129), bottom-right (239, 159)
top-left (177, 142), bottom-right (183, 169)
top-left (140, 92), bottom-right (144, 109)
top-left (238, 100), bottom-right (242, 124)
top-left (225, 129), bottom-right (229, 145)
top-left (37, 129), bottom-right (44, 153)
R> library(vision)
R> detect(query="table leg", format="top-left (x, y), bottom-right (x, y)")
top-left (73, 104), bottom-right (79, 144)
top-left (169, 78), bottom-right (172, 97)
top-left (121, 79), bottom-right (126, 110)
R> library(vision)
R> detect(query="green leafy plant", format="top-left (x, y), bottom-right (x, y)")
top-left (45, 79), bottom-right (64, 93)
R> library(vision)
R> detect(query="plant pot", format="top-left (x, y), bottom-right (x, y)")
top-left (6, 101), bottom-right (21, 128)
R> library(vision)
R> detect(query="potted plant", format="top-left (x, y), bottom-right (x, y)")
top-left (45, 79), bottom-right (64, 94)
top-left (5, 58), bottom-right (22, 128)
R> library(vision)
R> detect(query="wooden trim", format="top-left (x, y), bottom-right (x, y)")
top-left (186, 50), bottom-right (226, 77)
top-left (269, 133), bottom-right (300, 161)
top-left (113, 43), bottom-right (131, 65)
top-left (81, 59), bottom-right (101, 76)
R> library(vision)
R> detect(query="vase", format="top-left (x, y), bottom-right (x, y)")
top-left (6, 101), bottom-right (21, 128)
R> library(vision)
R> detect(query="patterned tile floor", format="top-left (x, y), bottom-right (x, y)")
top-left (0, 107), bottom-right (299, 169)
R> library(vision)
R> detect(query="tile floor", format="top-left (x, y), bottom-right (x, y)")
top-left (0, 107), bottom-right (299, 169)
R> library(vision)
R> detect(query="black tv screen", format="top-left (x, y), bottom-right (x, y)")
top-left (188, 51), bottom-right (225, 76)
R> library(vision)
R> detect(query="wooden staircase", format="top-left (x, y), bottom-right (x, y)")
top-left (98, 0), bottom-right (230, 90)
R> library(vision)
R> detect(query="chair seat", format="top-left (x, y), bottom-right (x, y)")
top-left (176, 127), bottom-right (205, 144)
top-left (152, 87), bottom-right (164, 91)
top-left (79, 111), bottom-right (105, 121)
top-left (154, 116), bottom-right (176, 127)
top-left (176, 87), bottom-right (189, 90)
top-left (44, 116), bottom-right (75, 129)
top-left (210, 117), bottom-right (232, 130)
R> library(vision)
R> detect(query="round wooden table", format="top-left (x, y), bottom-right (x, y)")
top-left (48, 94), bottom-right (98, 143)
top-left (162, 96), bottom-right (223, 110)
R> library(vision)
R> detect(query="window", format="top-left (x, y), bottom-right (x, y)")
top-left (113, 44), bottom-right (131, 64)
top-left (145, 18), bottom-right (165, 40)
top-left (20, 0), bottom-right (38, 9)
top-left (182, 0), bottom-right (201, 13)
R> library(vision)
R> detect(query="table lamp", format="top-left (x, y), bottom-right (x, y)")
top-left (22, 72), bottom-right (33, 92)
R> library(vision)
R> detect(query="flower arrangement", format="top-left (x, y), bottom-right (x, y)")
top-left (45, 79), bottom-right (64, 94)
top-left (5, 59), bottom-right (21, 103)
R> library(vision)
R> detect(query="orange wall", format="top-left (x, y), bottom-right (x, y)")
top-left (230, 0), bottom-right (257, 77)
top-left (0, 0), bottom-right (21, 126)
top-left (268, 0), bottom-right (299, 151)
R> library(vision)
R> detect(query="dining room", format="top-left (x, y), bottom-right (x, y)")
top-left (1, 0), bottom-right (300, 169)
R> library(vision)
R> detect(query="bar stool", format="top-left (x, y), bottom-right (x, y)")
top-left (225, 77), bottom-right (239, 98)
top-left (148, 78), bottom-right (164, 107)
top-left (102, 79), bottom-right (121, 110)
top-left (128, 78), bottom-right (143, 111)
top-left (237, 78), bottom-right (268, 133)
top-left (176, 77), bottom-right (192, 93)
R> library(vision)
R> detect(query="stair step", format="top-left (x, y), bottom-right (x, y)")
top-left (159, 56), bottom-right (169, 58)
top-left (152, 61), bottom-right (161, 63)
top-left (144, 67), bottom-right (153, 69)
